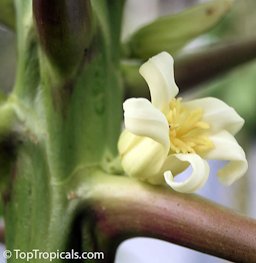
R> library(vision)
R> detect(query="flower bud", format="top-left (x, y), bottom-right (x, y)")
top-left (33, 0), bottom-right (93, 76)
top-left (118, 130), bottom-right (167, 185)
top-left (126, 0), bottom-right (234, 59)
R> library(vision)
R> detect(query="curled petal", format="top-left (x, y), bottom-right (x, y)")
top-left (184, 97), bottom-right (244, 135)
top-left (123, 98), bottom-right (170, 148)
top-left (164, 154), bottom-right (209, 193)
top-left (139, 51), bottom-right (179, 113)
top-left (118, 130), bottom-right (168, 184)
top-left (205, 130), bottom-right (248, 185)
top-left (161, 154), bottom-right (189, 176)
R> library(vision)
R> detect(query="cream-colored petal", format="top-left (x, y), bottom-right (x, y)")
top-left (118, 130), bottom-right (168, 184)
top-left (204, 130), bottom-right (247, 185)
top-left (184, 97), bottom-right (244, 135)
top-left (164, 154), bottom-right (209, 193)
top-left (123, 98), bottom-right (170, 148)
top-left (139, 52), bottom-right (179, 113)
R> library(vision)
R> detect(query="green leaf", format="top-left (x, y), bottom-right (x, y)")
top-left (124, 0), bottom-right (234, 59)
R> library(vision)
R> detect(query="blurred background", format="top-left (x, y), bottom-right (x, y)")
top-left (0, 0), bottom-right (256, 262)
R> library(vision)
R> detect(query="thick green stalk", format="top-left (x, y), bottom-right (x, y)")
top-left (3, 0), bottom-right (124, 262)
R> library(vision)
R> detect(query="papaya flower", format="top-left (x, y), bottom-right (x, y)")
top-left (118, 51), bottom-right (248, 193)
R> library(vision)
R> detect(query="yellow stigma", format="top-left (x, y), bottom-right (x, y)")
top-left (167, 98), bottom-right (214, 155)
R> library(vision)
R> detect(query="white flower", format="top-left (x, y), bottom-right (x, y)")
top-left (118, 51), bottom-right (248, 193)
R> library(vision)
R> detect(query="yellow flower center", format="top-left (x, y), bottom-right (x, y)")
top-left (167, 98), bottom-right (214, 155)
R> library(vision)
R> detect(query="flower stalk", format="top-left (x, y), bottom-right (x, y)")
top-left (175, 36), bottom-right (256, 89)
top-left (75, 173), bottom-right (256, 263)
